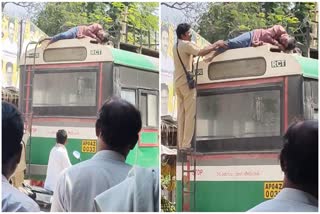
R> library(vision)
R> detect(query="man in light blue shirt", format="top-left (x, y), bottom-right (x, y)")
top-left (51, 97), bottom-right (142, 212)
top-left (248, 120), bottom-right (318, 212)
top-left (2, 102), bottom-right (40, 212)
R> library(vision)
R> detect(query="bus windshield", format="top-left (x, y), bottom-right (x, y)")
top-left (197, 89), bottom-right (281, 140)
top-left (33, 71), bottom-right (97, 107)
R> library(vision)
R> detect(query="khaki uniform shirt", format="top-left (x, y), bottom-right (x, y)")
top-left (173, 39), bottom-right (200, 89)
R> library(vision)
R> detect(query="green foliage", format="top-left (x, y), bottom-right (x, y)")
top-left (196, 2), bottom-right (316, 44)
top-left (161, 196), bottom-right (176, 212)
top-left (35, 2), bottom-right (158, 38)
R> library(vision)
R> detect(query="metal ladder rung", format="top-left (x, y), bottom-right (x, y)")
top-left (182, 170), bottom-right (196, 173)
top-left (183, 191), bottom-right (194, 194)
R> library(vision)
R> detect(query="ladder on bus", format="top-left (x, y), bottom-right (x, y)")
top-left (180, 146), bottom-right (197, 212)
top-left (22, 40), bottom-right (43, 179)
top-left (180, 56), bottom-right (201, 212)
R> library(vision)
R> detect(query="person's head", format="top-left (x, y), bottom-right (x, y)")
top-left (161, 25), bottom-right (169, 53)
top-left (95, 97), bottom-right (142, 157)
top-left (97, 30), bottom-right (110, 44)
top-left (176, 23), bottom-right (192, 41)
top-left (56, 129), bottom-right (68, 145)
top-left (280, 120), bottom-right (318, 197)
top-left (280, 34), bottom-right (296, 51)
top-left (5, 62), bottom-right (13, 74)
top-left (8, 19), bottom-right (15, 41)
top-left (2, 101), bottom-right (24, 179)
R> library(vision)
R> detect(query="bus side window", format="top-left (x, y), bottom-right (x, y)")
top-left (120, 88), bottom-right (137, 107)
top-left (303, 79), bottom-right (318, 120)
top-left (139, 91), bottom-right (158, 128)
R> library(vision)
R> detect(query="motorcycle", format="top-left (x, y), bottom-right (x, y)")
top-left (21, 183), bottom-right (53, 211)
top-left (21, 150), bottom-right (81, 211)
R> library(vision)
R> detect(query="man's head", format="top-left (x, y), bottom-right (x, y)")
top-left (280, 34), bottom-right (296, 51)
top-left (161, 25), bottom-right (169, 54)
top-left (8, 19), bottom-right (15, 42)
top-left (2, 101), bottom-right (24, 178)
top-left (97, 30), bottom-right (110, 44)
top-left (176, 23), bottom-right (192, 41)
top-left (56, 129), bottom-right (68, 145)
top-left (280, 120), bottom-right (318, 197)
top-left (95, 97), bottom-right (142, 157)
top-left (6, 62), bottom-right (13, 74)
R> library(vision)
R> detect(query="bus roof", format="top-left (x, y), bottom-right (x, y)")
top-left (197, 45), bottom-right (318, 85)
top-left (20, 38), bottom-right (158, 72)
top-left (110, 48), bottom-right (158, 72)
top-left (294, 55), bottom-right (318, 79)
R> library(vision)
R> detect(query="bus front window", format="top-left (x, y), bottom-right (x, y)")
top-left (197, 90), bottom-right (281, 140)
top-left (33, 71), bottom-right (96, 107)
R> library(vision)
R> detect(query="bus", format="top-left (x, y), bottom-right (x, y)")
top-left (19, 38), bottom-right (159, 181)
top-left (176, 44), bottom-right (318, 211)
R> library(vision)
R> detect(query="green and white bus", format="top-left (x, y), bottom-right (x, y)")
top-left (20, 38), bottom-right (159, 181)
top-left (176, 45), bottom-right (318, 211)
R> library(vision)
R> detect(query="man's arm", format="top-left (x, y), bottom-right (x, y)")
top-left (198, 40), bottom-right (226, 56)
top-left (61, 150), bottom-right (72, 169)
top-left (252, 41), bottom-right (264, 47)
top-left (51, 173), bottom-right (68, 212)
top-left (272, 25), bottom-right (287, 37)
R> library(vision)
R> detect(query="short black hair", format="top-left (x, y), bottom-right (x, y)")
top-left (176, 23), bottom-right (191, 39)
top-left (96, 97), bottom-right (142, 150)
top-left (2, 101), bottom-right (24, 164)
top-left (286, 36), bottom-right (296, 51)
top-left (101, 33), bottom-right (110, 44)
top-left (280, 120), bottom-right (318, 187)
top-left (56, 129), bottom-right (67, 144)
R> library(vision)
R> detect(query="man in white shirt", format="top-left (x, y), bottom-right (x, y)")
top-left (94, 167), bottom-right (159, 212)
top-left (44, 129), bottom-right (71, 192)
top-left (248, 120), bottom-right (318, 212)
top-left (2, 101), bottom-right (40, 212)
top-left (51, 97), bottom-right (142, 212)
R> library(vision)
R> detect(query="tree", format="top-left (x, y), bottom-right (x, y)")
top-left (196, 2), bottom-right (315, 45)
top-left (34, 2), bottom-right (159, 46)
top-left (2, 2), bottom-right (45, 19)
top-left (161, 2), bottom-right (208, 27)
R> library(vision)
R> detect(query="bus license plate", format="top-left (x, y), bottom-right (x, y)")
top-left (264, 181), bottom-right (283, 199)
top-left (81, 140), bottom-right (97, 153)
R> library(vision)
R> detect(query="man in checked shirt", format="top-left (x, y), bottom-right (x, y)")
top-left (45, 23), bottom-right (109, 47)
top-left (205, 25), bottom-right (296, 62)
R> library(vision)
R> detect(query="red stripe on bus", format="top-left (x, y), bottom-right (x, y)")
top-left (197, 77), bottom-right (284, 90)
top-left (189, 153), bottom-right (279, 160)
top-left (141, 128), bottom-right (158, 133)
top-left (138, 143), bottom-right (158, 147)
top-left (33, 62), bottom-right (99, 69)
top-left (98, 63), bottom-right (103, 108)
top-left (284, 77), bottom-right (288, 131)
top-left (26, 66), bottom-right (31, 115)
top-left (32, 117), bottom-right (96, 123)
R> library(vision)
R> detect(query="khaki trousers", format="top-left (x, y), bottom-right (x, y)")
top-left (176, 83), bottom-right (196, 149)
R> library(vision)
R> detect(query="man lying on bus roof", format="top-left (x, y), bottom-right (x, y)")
top-left (205, 25), bottom-right (296, 62)
top-left (43, 23), bottom-right (110, 48)
top-left (248, 120), bottom-right (318, 212)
